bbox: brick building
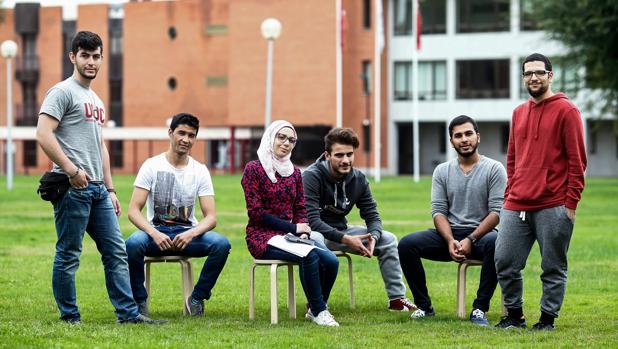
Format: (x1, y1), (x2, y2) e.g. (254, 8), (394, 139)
(0, 0), (387, 175)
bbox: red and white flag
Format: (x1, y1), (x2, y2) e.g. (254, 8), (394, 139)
(416, 0), (422, 50)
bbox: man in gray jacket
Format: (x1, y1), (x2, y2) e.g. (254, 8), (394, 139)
(303, 127), (415, 312)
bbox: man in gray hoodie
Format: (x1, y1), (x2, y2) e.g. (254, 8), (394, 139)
(303, 128), (415, 312)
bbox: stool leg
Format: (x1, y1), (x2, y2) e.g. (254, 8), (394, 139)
(287, 264), (296, 319)
(345, 254), (355, 309)
(501, 293), (507, 316)
(270, 264), (279, 325)
(145, 261), (151, 310)
(456, 263), (468, 318)
(249, 263), (257, 320)
(180, 260), (193, 315)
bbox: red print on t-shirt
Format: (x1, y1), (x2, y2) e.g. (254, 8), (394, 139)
(84, 103), (105, 125)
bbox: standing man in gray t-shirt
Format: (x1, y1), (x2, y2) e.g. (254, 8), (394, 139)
(398, 115), (507, 326)
(36, 31), (164, 325)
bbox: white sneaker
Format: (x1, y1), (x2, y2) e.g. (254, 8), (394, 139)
(312, 310), (339, 327)
(411, 308), (435, 319)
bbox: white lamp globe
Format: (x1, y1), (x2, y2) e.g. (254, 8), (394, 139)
(1, 40), (18, 59)
(260, 18), (282, 40)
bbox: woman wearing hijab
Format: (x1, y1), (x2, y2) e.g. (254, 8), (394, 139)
(241, 120), (340, 327)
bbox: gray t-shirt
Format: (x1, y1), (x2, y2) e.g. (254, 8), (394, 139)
(431, 156), (507, 229)
(39, 78), (105, 181)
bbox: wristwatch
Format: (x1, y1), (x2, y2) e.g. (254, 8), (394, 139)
(466, 235), (478, 245)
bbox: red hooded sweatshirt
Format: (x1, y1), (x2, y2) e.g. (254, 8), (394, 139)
(504, 93), (587, 211)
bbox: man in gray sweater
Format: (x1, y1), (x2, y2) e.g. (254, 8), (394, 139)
(397, 115), (507, 325)
(304, 128), (415, 312)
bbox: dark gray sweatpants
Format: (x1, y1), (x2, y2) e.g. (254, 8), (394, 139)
(495, 206), (574, 317)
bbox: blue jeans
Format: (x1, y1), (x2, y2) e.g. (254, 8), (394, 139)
(125, 226), (231, 303)
(261, 239), (339, 316)
(52, 182), (139, 322)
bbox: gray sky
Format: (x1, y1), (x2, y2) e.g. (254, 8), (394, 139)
(2, 0), (128, 20)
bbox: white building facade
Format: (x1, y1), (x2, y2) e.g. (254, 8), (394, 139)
(386, 0), (618, 176)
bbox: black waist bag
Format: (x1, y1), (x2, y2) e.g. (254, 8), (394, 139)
(37, 172), (71, 202)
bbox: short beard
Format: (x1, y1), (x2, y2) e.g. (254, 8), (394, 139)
(78, 68), (96, 80)
(527, 84), (547, 98)
(455, 143), (478, 158)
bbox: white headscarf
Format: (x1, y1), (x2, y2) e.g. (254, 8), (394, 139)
(257, 120), (297, 183)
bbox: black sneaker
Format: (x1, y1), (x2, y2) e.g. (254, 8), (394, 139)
(532, 322), (555, 331)
(62, 318), (81, 325)
(137, 301), (149, 317)
(185, 297), (204, 316)
(495, 316), (526, 329)
(117, 314), (167, 325)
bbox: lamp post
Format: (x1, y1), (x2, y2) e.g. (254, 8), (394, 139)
(260, 18), (282, 130)
(1, 40), (18, 191)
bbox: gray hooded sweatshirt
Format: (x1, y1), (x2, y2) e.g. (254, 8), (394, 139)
(302, 154), (382, 243)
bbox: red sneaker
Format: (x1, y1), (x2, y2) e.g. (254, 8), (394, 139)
(388, 298), (417, 312)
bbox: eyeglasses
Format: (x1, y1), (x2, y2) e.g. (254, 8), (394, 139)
(275, 133), (297, 145)
(523, 70), (550, 79)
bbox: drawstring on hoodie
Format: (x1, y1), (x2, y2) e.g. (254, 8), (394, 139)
(519, 211), (526, 221)
(333, 182), (349, 209)
(524, 97), (549, 140)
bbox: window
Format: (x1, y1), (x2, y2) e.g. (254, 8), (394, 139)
(552, 58), (581, 96)
(393, 0), (412, 36)
(457, 0), (510, 33)
(168, 77), (177, 90)
(589, 129), (597, 155)
(23, 140), (37, 167)
(420, 0), (446, 34)
(363, 0), (371, 29)
(419, 61), (447, 100)
(110, 141), (123, 168)
(457, 59), (510, 99)
(168, 26), (177, 40)
(439, 123), (446, 154)
(394, 61), (447, 100)
(110, 81), (122, 102)
(394, 62), (410, 100)
(520, 0), (539, 31)
(362, 60), (372, 95)
(501, 123), (510, 153)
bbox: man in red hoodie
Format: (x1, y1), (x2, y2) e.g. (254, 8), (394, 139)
(494, 53), (587, 331)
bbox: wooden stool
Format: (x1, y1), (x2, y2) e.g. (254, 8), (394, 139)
(333, 251), (355, 308)
(249, 259), (297, 324)
(248, 250), (356, 324)
(144, 256), (195, 315)
(456, 259), (506, 318)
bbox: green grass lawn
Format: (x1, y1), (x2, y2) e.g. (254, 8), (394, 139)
(0, 175), (617, 348)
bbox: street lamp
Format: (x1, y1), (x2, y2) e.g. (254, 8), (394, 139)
(260, 18), (282, 130)
(1, 40), (18, 191)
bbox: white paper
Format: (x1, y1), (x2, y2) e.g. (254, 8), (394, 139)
(267, 235), (316, 257)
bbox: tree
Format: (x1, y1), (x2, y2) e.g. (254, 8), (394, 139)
(533, 0), (618, 119)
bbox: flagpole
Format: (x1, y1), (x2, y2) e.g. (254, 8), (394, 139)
(412, 0), (420, 183)
(336, 0), (343, 128)
(373, 0), (383, 183)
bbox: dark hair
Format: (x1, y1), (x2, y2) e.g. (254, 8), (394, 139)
(448, 115), (479, 138)
(522, 53), (552, 72)
(170, 113), (200, 134)
(71, 31), (103, 55)
(324, 127), (360, 153)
